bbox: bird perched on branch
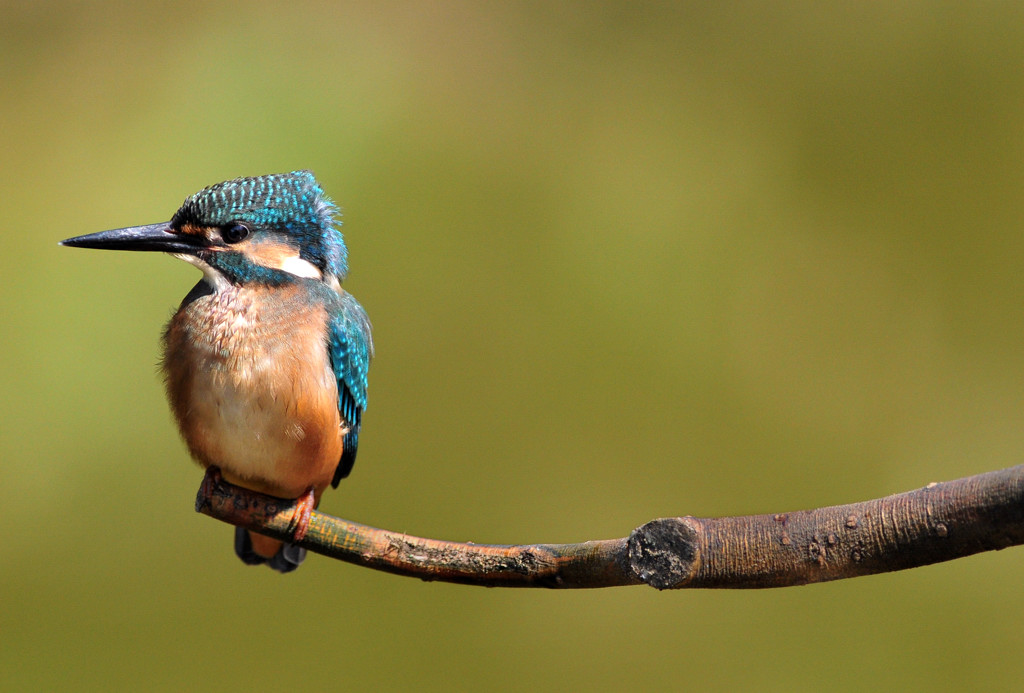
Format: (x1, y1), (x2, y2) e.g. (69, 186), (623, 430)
(62, 171), (373, 573)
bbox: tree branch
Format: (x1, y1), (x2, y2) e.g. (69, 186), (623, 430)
(195, 465), (1024, 588)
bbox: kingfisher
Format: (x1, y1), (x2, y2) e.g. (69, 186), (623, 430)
(61, 171), (373, 573)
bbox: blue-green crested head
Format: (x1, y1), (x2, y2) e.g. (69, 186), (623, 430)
(170, 170), (349, 279)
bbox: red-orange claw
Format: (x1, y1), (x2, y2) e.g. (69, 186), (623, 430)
(291, 487), (316, 543)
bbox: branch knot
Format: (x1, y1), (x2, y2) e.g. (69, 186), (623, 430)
(628, 517), (700, 589)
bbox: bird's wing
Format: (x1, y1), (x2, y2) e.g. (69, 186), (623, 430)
(327, 292), (373, 487)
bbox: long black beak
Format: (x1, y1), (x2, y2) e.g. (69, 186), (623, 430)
(60, 223), (207, 254)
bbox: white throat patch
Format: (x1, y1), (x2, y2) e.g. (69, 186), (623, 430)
(174, 253), (230, 291)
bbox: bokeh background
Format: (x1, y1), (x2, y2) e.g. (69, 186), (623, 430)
(3, 2), (1024, 690)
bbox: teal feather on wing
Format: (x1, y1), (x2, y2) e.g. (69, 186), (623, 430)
(328, 291), (373, 486)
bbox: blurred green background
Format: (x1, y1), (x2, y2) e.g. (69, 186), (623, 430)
(3, 2), (1024, 690)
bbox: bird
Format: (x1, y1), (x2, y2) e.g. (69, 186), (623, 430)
(61, 171), (373, 573)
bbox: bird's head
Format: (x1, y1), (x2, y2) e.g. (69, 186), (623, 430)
(61, 171), (348, 290)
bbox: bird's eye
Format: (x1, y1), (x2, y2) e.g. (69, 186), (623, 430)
(223, 223), (250, 244)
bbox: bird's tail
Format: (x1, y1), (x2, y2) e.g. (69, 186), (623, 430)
(234, 527), (306, 573)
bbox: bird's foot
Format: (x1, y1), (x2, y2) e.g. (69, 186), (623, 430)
(291, 486), (316, 543)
